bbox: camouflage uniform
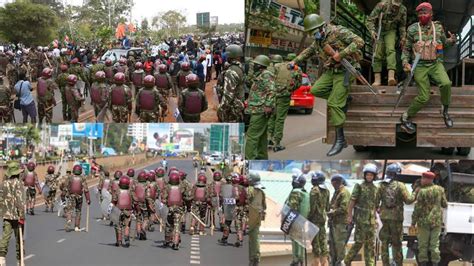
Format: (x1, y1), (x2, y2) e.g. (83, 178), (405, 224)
(69, 65), (88, 85)
(401, 21), (456, 119)
(111, 186), (132, 246)
(22, 170), (41, 214)
(286, 188), (310, 264)
(180, 178), (193, 232)
(344, 181), (379, 266)
(412, 183), (447, 263)
(28, 51), (39, 81)
(44, 172), (60, 212)
(90, 63), (106, 83)
(207, 180), (223, 229)
(233, 184), (247, 245)
(55, 71), (70, 120)
(189, 184), (210, 235)
(328, 185), (351, 264)
(61, 174), (90, 231)
(90, 80), (110, 118)
(367, 0), (407, 74)
(377, 180), (416, 266)
(109, 84), (132, 123)
(176, 69), (192, 95)
(178, 87), (208, 122)
(162, 184), (186, 246)
(248, 185), (266, 265)
(309, 184), (330, 258)
(294, 23), (364, 127)
(64, 84), (84, 122)
(131, 180), (153, 239)
(267, 62), (302, 147)
(244, 69), (275, 160)
(37, 77), (58, 124)
(217, 61), (245, 122)
(0, 163), (26, 262)
(6, 62), (17, 91)
(136, 87), (166, 122)
(0, 83), (12, 122)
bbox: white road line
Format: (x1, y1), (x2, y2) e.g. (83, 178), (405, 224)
(315, 109), (326, 117)
(297, 137), (323, 147)
(190, 235), (200, 265)
(24, 254), (35, 260)
(190, 255), (200, 260)
(56, 238), (66, 243)
(191, 251), (200, 255)
(190, 260), (200, 264)
(191, 247), (200, 251)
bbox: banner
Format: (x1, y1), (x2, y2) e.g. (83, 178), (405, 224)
(249, 29), (272, 46)
(72, 123), (103, 139)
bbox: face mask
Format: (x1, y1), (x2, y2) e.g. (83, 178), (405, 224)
(418, 14), (432, 25)
(313, 29), (325, 41)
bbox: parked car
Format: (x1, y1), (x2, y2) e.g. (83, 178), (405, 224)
(290, 73), (314, 114)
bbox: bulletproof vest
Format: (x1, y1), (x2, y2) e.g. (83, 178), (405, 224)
(102, 179), (110, 191)
(90, 83), (102, 104)
(149, 183), (157, 199)
(138, 89), (156, 111)
(117, 189), (132, 210)
(414, 22), (438, 61)
(110, 180), (119, 193)
(135, 182), (146, 203)
(178, 74), (187, 88)
(214, 181), (222, 196)
(65, 86), (75, 103)
(194, 186), (206, 202)
(274, 63), (293, 88)
(236, 186), (247, 206)
(156, 178), (165, 191)
(167, 186), (183, 207)
(111, 86), (127, 106)
(383, 181), (398, 208)
(37, 78), (48, 98)
(104, 67), (114, 80)
(24, 172), (35, 187)
(155, 74), (168, 89)
(132, 71), (144, 87)
(184, 90), (202, 114)
(69, 176), (83, 195)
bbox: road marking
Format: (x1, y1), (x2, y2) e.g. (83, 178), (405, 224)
(191, 251), (200, 255)
(189, 235), (200, 264)
(315, 109), (326, 117)
(24, 254), (35, 260)
(297, 137), (323, 147)
(191, 246), (200, 251)
(190, 260), (200, 264)
(57, 238), (66, 243)
(190, 255), (200, 260)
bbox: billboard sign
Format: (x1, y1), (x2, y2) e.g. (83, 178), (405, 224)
(72, 123), (103, 139)
(197, 12), (210, 27)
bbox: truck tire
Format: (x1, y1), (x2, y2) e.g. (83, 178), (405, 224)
(456, 147), (471, 156)
(304, 108), (313, 115)
(353, 145), (368, 152)
(441, 147), (455, 155)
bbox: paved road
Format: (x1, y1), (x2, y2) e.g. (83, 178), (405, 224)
(268, 98), (473, 159)
(13, 77), (220, 123)
(1, 160), (247, 266)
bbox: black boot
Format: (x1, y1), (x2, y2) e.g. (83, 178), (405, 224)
(272, 144), (286, 152)
(327, 127), (347, 157)
(400, 113), (416, 134)
(141, 231), (147, 240)
(218, 237), (228, 246)
(267, 140), (274, 149)
(123, 236), (130, 248)
(443, 105), (453, 128)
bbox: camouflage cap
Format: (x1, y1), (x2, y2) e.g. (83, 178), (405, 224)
(6, 161), (23, 177)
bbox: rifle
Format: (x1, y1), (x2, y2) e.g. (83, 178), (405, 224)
(391, 53), (421, 116)
(323, 44), (377, 95)
(372, 12), (384, 66)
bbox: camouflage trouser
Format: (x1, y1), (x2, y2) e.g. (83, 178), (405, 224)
(249, 225), (261, 264)
(217, 103), (244, 123)
(37, 101), (53, 123)
(139, 110), (160, 122)
(330, 223), (348, 263)
(59, 90), (70, 121)
(165, 207), (184, 244)
(45, 189), (57, 209)
(292, 239), (305, 263)
(344, 223), (376, 266)
(65, 194), (83, 228)
(0, 220), (24, 261)
(115, 210), (131, 243)
(135, 202), (148, 225)
(190, 202), (207, 233)
(312, 222), (329, 257)
(380, 220), (403, 266)
(233, 206), (245, 233)
(417, 225), (441, 263)
(111, 105), (130, 123)
(0, 106), (13, 122)
(26, 187), (36, 206)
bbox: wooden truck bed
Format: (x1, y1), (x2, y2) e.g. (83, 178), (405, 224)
(324, 85), (474, 148)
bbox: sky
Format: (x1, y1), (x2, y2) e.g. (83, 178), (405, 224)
(67, 0), (245, 26)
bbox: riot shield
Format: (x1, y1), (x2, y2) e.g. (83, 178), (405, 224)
(221, 184), (235, 221)
(55, 198), (67, 217)
(109, 206), (120, 225)
(100, 190), (112, 216)
(76, 80), (86, 96)
(280, 204), (319, 248)
(155, 199), (168, 220)
(41, 184), (50, 198)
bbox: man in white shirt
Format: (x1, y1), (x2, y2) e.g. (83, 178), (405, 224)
(205, 50), (212, 82)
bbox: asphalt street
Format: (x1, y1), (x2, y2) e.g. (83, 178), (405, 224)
(268, 98), (474, 159)
(1, 160), (248, 266)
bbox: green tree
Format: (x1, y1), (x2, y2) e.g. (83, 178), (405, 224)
(152, 10), (187, 38)
(0, 2), (58, 46)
